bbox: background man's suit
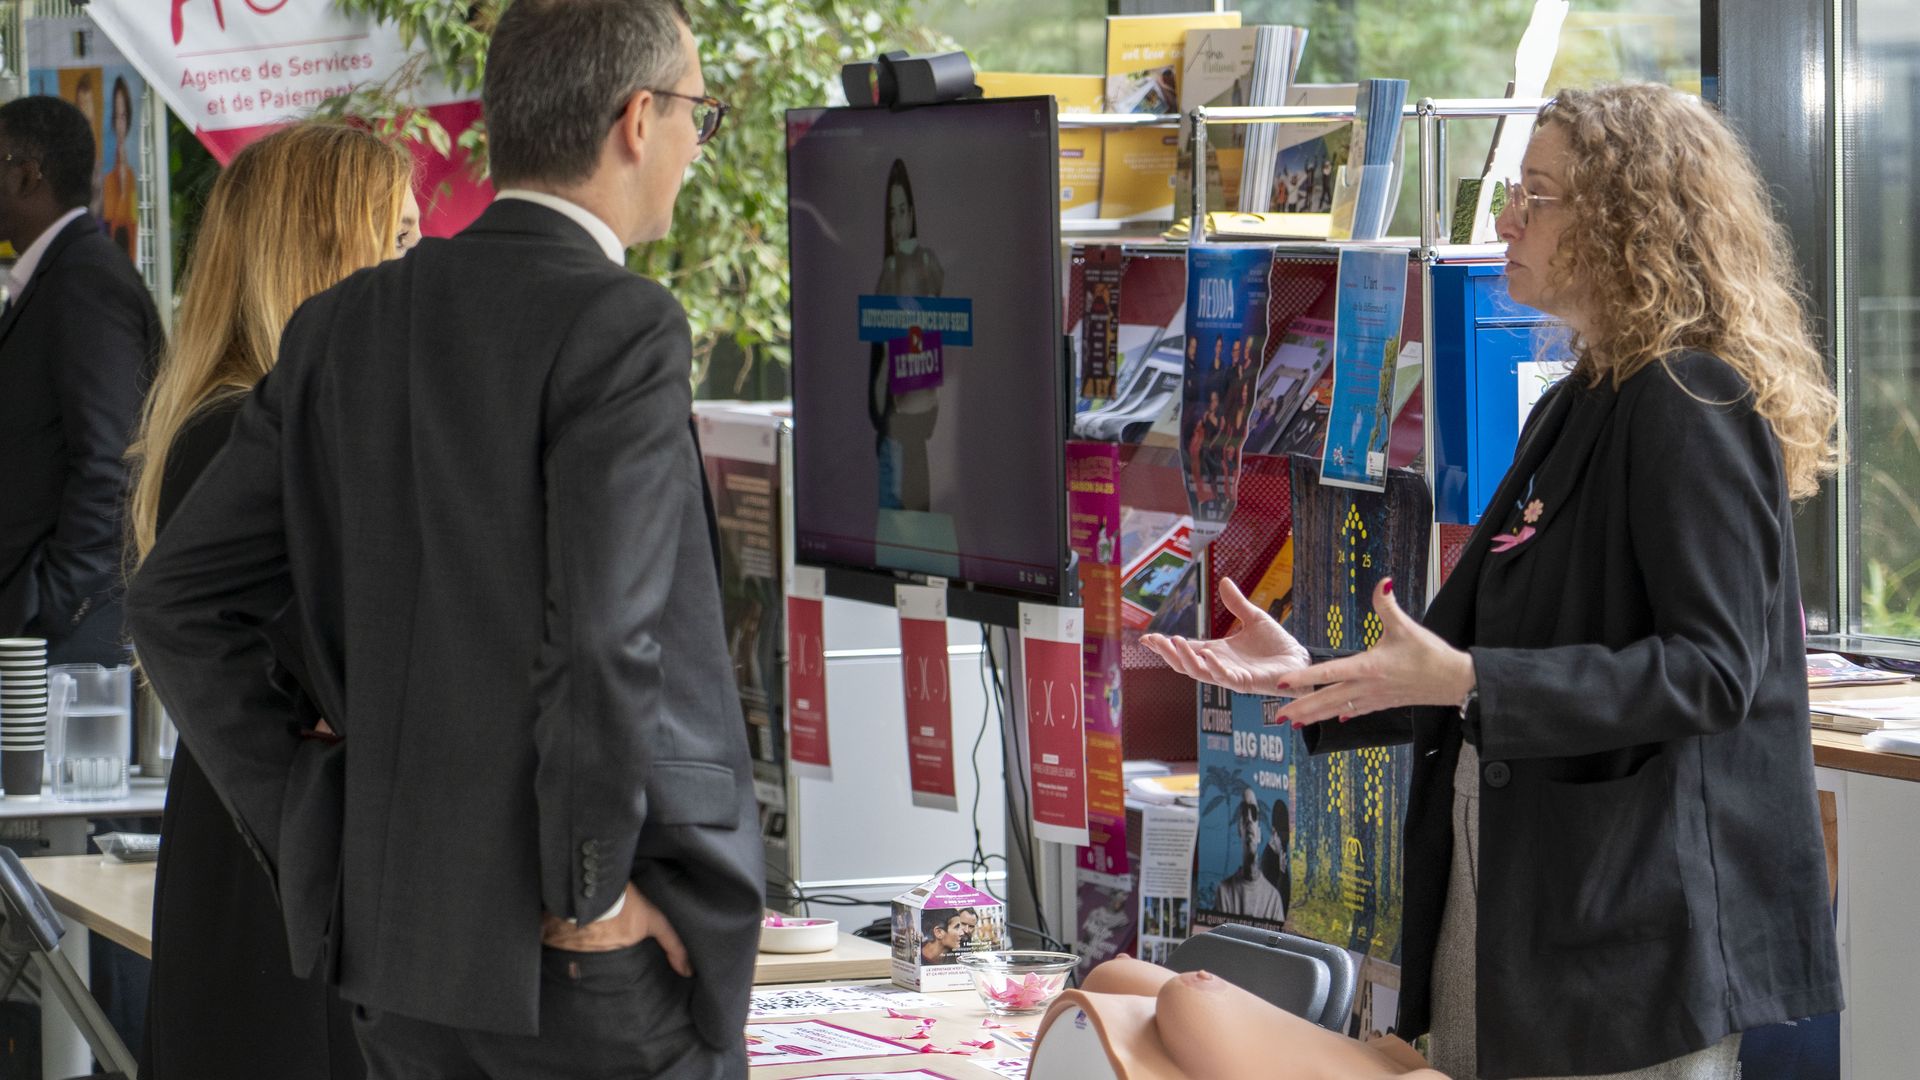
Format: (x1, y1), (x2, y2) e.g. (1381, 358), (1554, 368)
(128, 201), (763, 1065)
(0, 210), (162, 663)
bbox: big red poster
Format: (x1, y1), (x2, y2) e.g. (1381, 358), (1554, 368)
(786, 565), (830, 774)
(1020, 602), (1088, 846)
(896, 585), (956, 811)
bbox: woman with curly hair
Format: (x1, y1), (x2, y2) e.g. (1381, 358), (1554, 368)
(1146, 83), (1842, 1078)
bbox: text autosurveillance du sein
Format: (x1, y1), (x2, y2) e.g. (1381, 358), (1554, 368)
(180, 50), (375, 117)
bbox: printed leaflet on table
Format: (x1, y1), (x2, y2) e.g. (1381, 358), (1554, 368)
(742, 1021), (920, 1067)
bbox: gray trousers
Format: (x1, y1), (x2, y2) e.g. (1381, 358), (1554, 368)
(1427, 743), (1741, 1080)
(352, 941), (741, 1080)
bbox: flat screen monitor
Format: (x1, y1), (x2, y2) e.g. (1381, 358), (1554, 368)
(787, 97), (1071, 621)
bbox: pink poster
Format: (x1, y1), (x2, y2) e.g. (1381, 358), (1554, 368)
(786, 566), (830, 774)
(1020, 602), (1088, 846)
(896, 584), (956, 811)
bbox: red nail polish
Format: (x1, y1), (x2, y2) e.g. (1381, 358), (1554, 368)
(1339, 714), (1351, 723)
(1383, 578), (1394, 596)
(1277, 714), (1290, 725)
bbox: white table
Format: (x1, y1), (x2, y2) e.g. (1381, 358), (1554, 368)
(8, 781), (167, 1078)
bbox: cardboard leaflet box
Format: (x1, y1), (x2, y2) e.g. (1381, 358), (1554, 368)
(890, 873), (1009, 991)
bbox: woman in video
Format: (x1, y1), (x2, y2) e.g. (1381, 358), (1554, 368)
(868, 157), (944, 513)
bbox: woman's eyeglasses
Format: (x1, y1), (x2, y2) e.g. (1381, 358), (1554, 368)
(616, 89), (728, 146)
(1498, 179), (1563, 229)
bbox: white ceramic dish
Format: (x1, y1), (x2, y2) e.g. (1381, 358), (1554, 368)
(757, 915), (839, 954)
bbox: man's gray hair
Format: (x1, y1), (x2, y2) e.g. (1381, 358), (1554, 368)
(484, 0), (691, 188)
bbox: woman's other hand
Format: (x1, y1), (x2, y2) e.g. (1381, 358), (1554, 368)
(1276, 578), (1475, 726)
(1141, 577), (1310, 694)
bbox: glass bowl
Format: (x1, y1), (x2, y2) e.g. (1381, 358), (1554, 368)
(958, 950), (1078, 1015)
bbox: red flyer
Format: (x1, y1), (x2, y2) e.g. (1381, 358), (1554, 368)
(896, 584), (957, 811)
(1020, 602), (1089, 846)
(786, 566), (830, 774)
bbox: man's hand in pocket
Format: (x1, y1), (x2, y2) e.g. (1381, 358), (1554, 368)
(541, 882), (692, 976)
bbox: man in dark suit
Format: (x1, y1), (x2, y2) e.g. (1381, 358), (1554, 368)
(128, 2), (759, 1076)
(0, 95), (162, 665)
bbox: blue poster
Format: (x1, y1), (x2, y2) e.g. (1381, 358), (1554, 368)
(1194, 683), (1293, 932)
(1320, 248), (1409, 491)
(1180, 245), (1272, 540)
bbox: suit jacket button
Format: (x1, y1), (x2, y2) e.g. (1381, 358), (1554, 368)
(581, 840), (598, 856)
(1483, 761), (1511, 789)
(584, 868), (599, 886)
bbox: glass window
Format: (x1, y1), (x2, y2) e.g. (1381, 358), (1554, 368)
(923, 0), (1109, 75)
(938, 1), (1699, 233)
(1845, 0), (1920, 636)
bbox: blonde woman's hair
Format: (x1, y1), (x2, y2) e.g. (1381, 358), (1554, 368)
(1539, 83), (1839, 499)
(128, 122), (412, 562)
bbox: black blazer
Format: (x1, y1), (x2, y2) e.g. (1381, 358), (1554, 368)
(0, 211), (162, 663)
(127, 201), (763, 1047)
(140, 400), (362, 1080)
(1311, 352), (1843, 1078)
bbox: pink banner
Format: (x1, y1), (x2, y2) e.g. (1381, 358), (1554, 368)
(786, 567), (830, 772)
(85, 0), (490, 236)
(897, 585), (956, 811)
(1021, 603), (1088, 846)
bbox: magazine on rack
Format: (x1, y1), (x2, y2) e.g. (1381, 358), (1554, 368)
(1075, 313), (1188, 443)
(1244, 316), (1335, 455)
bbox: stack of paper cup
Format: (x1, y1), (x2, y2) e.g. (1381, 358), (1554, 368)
(0, 638), (49, 796)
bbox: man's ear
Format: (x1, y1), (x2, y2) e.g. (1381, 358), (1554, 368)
(612, 88), (654, 160)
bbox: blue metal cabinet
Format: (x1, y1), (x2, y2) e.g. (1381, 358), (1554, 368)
(1429, 262), (1564, 525)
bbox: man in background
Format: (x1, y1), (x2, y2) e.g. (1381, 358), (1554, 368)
(129, 1), (759, 1076)
(0, 94), (161, 665)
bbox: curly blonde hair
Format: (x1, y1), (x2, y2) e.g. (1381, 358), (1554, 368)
(1539, 84), (1838, 499)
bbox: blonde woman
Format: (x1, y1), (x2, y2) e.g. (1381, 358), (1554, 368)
(1146, 83), (1842, 1078)
(129, 121), (416, 1080)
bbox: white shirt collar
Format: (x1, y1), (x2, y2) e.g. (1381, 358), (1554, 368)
(8, 207), (87, 298)
(493, 190), (625, 265)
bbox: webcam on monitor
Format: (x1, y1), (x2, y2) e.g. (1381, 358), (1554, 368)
(841, 50), (979, 108)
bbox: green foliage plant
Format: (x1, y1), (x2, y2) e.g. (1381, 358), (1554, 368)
(325, 0), (950, 391)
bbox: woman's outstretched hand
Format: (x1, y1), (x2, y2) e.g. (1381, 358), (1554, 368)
(1141, 577), (1311, 694)
(1275, 578), (1475, 726)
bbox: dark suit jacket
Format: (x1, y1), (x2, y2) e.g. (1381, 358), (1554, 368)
(1309, 352), (1843, 1078)
(0, 211), (162, 663)
(127, 201), (763, 1046)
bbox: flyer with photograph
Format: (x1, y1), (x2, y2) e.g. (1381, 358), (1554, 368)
(1181, 246), (1274, 540)
(1193, 686), (1292, 934)
(1137, 803), (1200, 965)
(1321, 248), (1410, 491)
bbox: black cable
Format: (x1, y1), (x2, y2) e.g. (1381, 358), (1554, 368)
(985, 628), (1051, 941)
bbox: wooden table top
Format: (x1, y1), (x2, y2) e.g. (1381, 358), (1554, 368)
(25, 854), (155, 958)
(21, 853), (896, 986)
(1810, 683), (1920, 783)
